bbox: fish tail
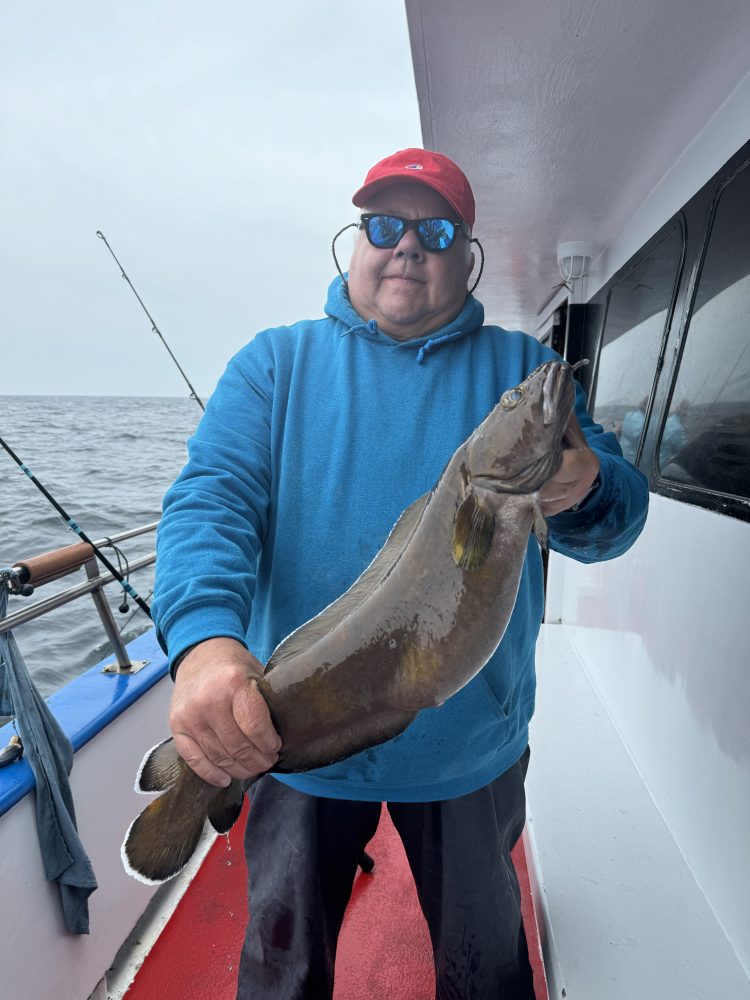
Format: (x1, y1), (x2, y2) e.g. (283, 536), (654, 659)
(207, 778), (247, 834)
(135, 736), (183, 793)
(122, 767), (215, 884)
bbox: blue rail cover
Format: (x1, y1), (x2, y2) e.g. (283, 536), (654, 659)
(0, 628), (168, 817)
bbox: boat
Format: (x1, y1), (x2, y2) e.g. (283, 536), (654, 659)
(2, 2), (749, 997)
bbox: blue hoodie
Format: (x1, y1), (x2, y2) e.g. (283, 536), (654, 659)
(152, 277), (648, 801)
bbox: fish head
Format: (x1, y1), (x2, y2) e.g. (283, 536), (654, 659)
(464, 361), (576, 493)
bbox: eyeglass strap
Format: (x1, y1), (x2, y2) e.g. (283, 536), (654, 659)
(468, 238), (485, 294)
(331, 222), (358, 287)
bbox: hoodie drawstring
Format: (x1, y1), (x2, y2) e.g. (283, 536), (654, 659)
(416, 331), (458, 364)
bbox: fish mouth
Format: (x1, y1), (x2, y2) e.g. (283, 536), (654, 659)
(469, 472), (543, 494)
(542, 362), (573, 425)
(469, 475), (517, 492)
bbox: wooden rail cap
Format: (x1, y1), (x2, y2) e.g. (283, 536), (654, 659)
(14, 542), (96, 588)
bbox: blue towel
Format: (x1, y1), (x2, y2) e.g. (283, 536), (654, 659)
(0, 588), (97, 934)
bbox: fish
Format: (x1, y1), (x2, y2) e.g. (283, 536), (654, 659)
(0, 735), (23, 767)
(122, 359), (577, 883)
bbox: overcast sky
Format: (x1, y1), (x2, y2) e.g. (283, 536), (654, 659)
(0, 2), (422, 397)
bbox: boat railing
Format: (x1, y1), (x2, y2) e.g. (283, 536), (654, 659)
(0, 521), (158, 673)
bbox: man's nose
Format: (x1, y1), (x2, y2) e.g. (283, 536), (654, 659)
(394, 228), (424, 260)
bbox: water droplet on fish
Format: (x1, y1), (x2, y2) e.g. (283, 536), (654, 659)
(226, 860), (232, 866)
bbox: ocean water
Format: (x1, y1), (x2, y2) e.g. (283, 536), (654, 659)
(0, 396), (202, 698)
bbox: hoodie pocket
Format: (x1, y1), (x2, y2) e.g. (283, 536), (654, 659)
(478, 670), (512, 721)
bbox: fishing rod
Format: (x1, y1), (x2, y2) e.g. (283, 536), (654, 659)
(0, 435), (151, 617)
(96, 230), (205, 411)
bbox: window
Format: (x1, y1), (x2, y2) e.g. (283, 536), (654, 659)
(659, 161), (750, 498)
(592, 226), (683, 464)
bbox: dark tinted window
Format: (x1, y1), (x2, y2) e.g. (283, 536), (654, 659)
(660, 161), (750, 498)
(593, 227), (683, 463)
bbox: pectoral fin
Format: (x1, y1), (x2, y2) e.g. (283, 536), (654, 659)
(452, 490), (495, 569)
(532, 499), (548, 550)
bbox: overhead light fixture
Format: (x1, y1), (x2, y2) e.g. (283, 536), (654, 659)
(557, 241), (596, 283)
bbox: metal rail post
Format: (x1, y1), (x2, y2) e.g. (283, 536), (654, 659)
(82, 558), (148, 674)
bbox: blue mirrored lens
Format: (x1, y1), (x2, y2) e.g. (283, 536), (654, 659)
(417, 218), (457, 250)
(368, 215), (406, 248)
(363, 215), (459, 251)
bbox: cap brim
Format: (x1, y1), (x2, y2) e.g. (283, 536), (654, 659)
(352, 175), (465, 223)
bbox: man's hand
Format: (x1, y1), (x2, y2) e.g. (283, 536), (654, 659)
(168, 637), (281, 788)
(539, 414), (600, 516)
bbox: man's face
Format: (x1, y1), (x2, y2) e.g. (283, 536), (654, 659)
(347, 183), (475, 342)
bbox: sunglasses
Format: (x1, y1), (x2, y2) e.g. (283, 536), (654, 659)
(359, 214), (467, 252)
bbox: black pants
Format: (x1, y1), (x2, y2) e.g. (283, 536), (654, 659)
(237, 748), (535, 1000)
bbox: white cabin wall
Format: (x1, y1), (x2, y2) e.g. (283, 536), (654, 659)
(0, 677), (173, 1000)
(543, 73), (750, 973)
(546, 497), (750, 972)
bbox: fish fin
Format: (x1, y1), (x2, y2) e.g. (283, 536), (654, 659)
(452, 490), (496, 569)
(122, 768), (215, 884)
(266, 492), (430, 671)
(207, 779), (245, 834)
(136, 736), (184, 793)
(532, 499), (548, 550)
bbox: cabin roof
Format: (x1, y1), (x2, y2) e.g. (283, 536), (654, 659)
(405, 0), (750, 335)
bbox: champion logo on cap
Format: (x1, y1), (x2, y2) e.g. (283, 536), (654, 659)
(404, 163), (424, 170)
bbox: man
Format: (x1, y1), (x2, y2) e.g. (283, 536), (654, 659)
(152, 149), (648, 999)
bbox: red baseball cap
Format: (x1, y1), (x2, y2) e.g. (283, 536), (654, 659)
(352, 148), (476, 229)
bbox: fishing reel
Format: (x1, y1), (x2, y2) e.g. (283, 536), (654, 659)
(0, 567), (34, 597)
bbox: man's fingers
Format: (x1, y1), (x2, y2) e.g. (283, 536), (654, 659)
(207, 681), (281, 776)
(209, 715), (280, 777)
(167, 642), (281, 784)
(540, 500), (569, 516)
(540, 472), (578, 497)
(175, 720), (279, 785)
(232, 680), (283, 754)
(540, 481), (575, 508)
(173, 731), (233, 788)
(540, 443), (600, 514)
(226, 742), (280, 776)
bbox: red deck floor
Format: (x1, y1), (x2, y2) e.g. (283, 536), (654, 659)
(125, 800), (547, 1000)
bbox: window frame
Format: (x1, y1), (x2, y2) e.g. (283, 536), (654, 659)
(651, 150), (750, 519)
(582, 137), (750, 522)
(589, 217), (686, 467)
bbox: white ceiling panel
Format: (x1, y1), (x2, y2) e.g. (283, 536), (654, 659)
(406, 0), (750, 334)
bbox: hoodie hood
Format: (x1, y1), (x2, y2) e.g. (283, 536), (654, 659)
(323, 275), (485, 363)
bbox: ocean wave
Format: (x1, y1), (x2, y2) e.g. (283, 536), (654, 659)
(0, 395), (200, 697)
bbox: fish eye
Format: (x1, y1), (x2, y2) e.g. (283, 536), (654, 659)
(500, 387), (525, 408)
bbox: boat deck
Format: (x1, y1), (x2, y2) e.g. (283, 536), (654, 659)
(123, 800), (548, 1000)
